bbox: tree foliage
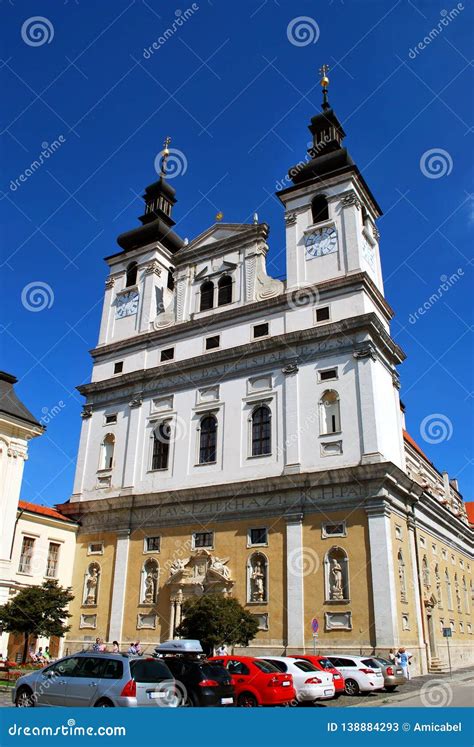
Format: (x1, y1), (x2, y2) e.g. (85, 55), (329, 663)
(176, 594), (259, 654)
(0, 580), (74, 662)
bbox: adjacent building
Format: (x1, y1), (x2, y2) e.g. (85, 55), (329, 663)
(59, 77), (473, 673)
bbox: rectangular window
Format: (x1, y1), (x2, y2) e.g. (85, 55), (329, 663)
(160, 348), (174, 362)
(18, 537), (35, 574)
(88, 542), (104, 555)
(113, 361), (123, 374)
(315, 306), (330, 323)
(205, 335), (220, 351)
(319, 368), (338, 382)
(322, 522), (346, 538)
(151, 422), (170, 470)
(249, 528), (267, 546)
(145, 536), (161, 553)
(193, 531), (213, 549)
(46, 542), (60, 578)
(105, 414), (117, 425)
(253, 323), (269, 339)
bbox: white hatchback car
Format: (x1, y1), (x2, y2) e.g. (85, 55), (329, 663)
(325, 655), (384, 695)
(260, 657), (335, 703)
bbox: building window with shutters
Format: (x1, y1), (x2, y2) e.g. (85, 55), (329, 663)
(46, 542), (60, 578)
(18, 536), (35, 574)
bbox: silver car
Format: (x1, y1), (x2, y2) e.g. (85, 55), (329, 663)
(13, 651), (178, 707)
(368, 657), (407, 692)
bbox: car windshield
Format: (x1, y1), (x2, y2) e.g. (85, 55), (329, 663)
(200, 663), (228, 679)
(293, 660), (318, 672)
(253, 660), (279, 674)
(361, 658), (380, 669)
(263, 660), (286, 673)
(130, 659), (172, 683)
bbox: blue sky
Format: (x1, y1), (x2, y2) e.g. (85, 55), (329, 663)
(1, 0), (473, 506)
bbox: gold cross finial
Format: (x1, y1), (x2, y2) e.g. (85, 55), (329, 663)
(319, 64), (330, 110)
(161, 136), (171, 176)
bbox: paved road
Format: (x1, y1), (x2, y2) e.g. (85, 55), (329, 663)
(1, 668), (472, 708)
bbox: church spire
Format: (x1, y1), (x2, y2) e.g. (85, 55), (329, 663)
(319, 64), (330, 111)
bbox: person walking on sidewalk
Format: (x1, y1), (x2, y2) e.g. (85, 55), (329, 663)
(396, 647), (413, 679)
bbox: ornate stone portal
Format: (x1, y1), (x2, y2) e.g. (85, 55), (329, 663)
(166, 550), (234, 636)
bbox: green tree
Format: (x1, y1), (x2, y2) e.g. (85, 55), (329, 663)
(176, 594), (259, 655)
(0, 580), (74, 663)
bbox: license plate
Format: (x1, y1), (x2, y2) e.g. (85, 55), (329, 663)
(282, 681), (290, 687)
(221, 697), (233, 704)
(396, 669), (403, 675)
(324, 689), (333, 696)
(148, 691), (166, 699)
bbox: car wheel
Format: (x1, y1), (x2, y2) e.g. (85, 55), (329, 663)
(237, 692), (258, 707)
(94, 699), (114, 707)
(15, 687), (35, 707)
(344, 678), (360, 696)
(385, 686), (397, 693)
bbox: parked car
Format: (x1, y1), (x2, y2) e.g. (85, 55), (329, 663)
(325, 655), (384, 695)
(154, 640), (234, 707)
(367, 657), (407, 692)
(260, 657), (335, 703)
(13, 652), (177, 707)
(289, 654), (345, 696)
(210, 655), (296, 707)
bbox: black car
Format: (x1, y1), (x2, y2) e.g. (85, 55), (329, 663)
(164, 658), (234, 707)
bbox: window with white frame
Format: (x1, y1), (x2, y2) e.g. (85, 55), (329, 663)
(18, 536), (35, 574)
(198, 414), (217, 464)
(100, 433), (115, 470)
(144, 536), (161, 553)
(322, 521), (346, 539)
(151, 421), (171, 471)
(88, 542), (104, 555)
(318, 368), (338, 382)
(319, 390), (341, 434)
(251, 404), (272, 457)
(193, 531), (213, 549)
(46, 542), (60, 578)
(248, 527), (268, 547)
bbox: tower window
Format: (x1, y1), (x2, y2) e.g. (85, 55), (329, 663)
(205, 335), (220, 351)
(319, 390), (341, 435)
(167, 268), (175, 291)
(315, 307), (330, 323)
(311, 195), (329, 224)
(199, 415), (217, 464)
(113, 361), (123, 374)
(126, 262), (138, 287)
(319, 368), (338, 382)
(217, 275), (232, 306)
(253, 323), (269, 339)
(200, 280), (214, 311)
(152, 422), (171, 471)
(251, 404), (272, 457)
(160, 348), (174, 362)
(101, 434), (115, 470)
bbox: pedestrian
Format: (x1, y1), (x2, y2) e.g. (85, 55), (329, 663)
(396, 647), (413, 679)
(43, 646), (51, 661)
(216, 644), (228, 656)
(92, 637), (101, 653)
(388, 648), (396, 664)
(135, 641), (142, 656)
(98, 639), (107, 652)
(128, 642), (137, 655)
(112, 640), (120, 653)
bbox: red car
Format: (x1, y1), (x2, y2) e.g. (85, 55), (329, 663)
(289, 655), (345, 696)
(210, 656), (296, 707)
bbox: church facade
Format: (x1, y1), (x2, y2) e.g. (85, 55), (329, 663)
(60, 78), (473, 674)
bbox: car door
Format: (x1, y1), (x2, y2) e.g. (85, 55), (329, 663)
(65, 656), (104, 706)
(37, 657), (80, 706)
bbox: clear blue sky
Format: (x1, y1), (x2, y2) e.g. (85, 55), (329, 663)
(1, 0), (473, 506)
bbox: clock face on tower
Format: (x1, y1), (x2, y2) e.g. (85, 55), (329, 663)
(115, 290), (139, 319)
(305, 226), (338, 259)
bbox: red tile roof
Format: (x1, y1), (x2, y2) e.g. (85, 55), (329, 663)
(403, 430), (431, 463)
(18, 500), (77, 524)
(465, 502), (474, 527)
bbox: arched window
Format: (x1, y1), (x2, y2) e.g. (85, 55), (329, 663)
(247, 552), (268, 603)
(152, 422), (171, 470)
(311, 195), (329, 224)
(200, 280), (214, 311)
(83, 562), (100, 605)
(422, 555), (430, 588)
(325, 546), (349, 602)
(319, 390), (341, 435)
(398, 550), (407, 601)
(217, 275), (232, 306)
(101, 434), (115, 470)
(126, 262), (138, 287)
(141, 558), (159, 604)
(462, 576), (469, 613)
(445, 569), (453, 610)
(199, 414), (217, 464)
(251, 405), (271, 457)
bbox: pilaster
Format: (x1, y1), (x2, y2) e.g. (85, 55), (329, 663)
(365, 499), (399, 647)
(285, 513), (305, 649)
(108, 530), (131, 643)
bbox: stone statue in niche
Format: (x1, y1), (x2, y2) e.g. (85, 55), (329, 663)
(85, 566), (99, 605)
(144, 572), (155, 604)
(330, 558), (344, 600)
(250, 558), (266, 602)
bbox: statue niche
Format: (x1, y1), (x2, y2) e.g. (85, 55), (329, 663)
(325, 547), (349, 602)
(141, 558), (159, 605)
(83, 562), (100, 606)
(248, 553), (268, 603)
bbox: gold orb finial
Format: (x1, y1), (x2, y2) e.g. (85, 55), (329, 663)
(216, 211), (224, 222)
(319, 64), (330, 88)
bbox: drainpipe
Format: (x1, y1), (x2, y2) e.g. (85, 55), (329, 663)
(9, 507), (25, 560)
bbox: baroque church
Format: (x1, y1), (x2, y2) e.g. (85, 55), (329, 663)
(60, 71), (473, 674)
